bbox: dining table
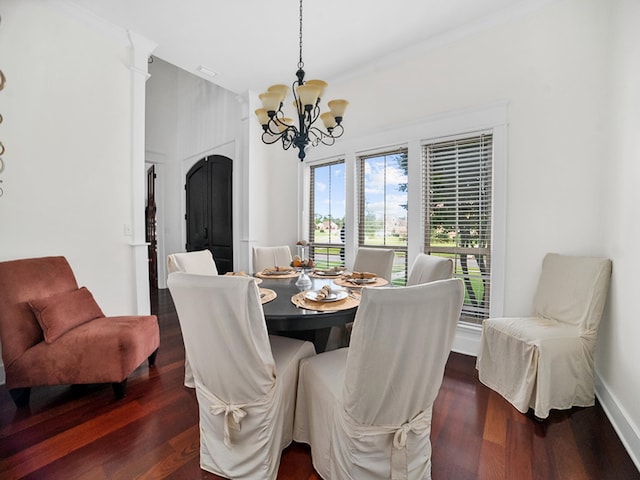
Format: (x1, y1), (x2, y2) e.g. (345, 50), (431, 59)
(257, 273), (361, 353)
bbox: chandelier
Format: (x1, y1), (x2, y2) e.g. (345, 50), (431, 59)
(255, 0), (348, 162)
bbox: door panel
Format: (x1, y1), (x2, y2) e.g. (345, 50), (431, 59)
(146, 165), (158, 289)
(186, 161), (209, 251)
(186, 156), (233, 273)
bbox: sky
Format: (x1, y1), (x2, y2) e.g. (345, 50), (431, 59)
(313, 154), (408, 221)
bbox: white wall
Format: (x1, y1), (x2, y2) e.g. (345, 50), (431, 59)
(327, 0), (609, 313)
(598, 0), (640, 465)
(0, 0), (144, 315)
(302, 0), (638, 465)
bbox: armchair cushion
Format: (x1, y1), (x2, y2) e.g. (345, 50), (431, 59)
(29, 287), (105, 343)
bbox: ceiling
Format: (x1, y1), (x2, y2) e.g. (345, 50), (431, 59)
(62, 0), (553, 95)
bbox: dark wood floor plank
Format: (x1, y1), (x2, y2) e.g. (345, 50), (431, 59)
(505, 418), (534, 480)
(0, 288), (637, 480)
(477, 439), (505, 480)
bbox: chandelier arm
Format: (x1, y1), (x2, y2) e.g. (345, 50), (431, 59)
(265, 108), (300, 137)
(261, 131), (285, 146)
(307, 125), (335, 147)
(264, 120), (281, 136)
(306, 103), (321, 126)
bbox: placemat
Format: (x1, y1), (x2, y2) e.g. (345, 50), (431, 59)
(259, 288), (277, 304)
(225, 272), (262, 284)
(255, 270), (299, 279)
(333, 276), (389, 288)
(291, 290), (360, 312)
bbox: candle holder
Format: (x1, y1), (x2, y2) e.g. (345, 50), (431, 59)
(294, 243), (313, 289)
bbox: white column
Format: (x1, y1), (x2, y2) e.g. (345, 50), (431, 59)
(128, 31), (157, 314)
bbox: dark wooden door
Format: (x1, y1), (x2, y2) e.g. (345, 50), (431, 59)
(185, 155), (233, 273)
(145, 165), (158, 289)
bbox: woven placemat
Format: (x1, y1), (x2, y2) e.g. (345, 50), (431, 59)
(259, 288), (277, 304)
(291, 290), (360, 312)
(333, 276), (389, 288)
(255, 270), (299, 279)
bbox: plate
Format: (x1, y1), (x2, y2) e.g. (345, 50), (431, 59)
(305, 290), (348, 302)
(263, 270), (294, 276)
(347, 277), (377, 285)
(314, 269), (344, 276)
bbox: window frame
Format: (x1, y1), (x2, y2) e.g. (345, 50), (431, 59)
(422, 131), (493, 324)
(357, 148), (409, 285)
(301, 102), (507, 330)
(307, 159), (346, 269)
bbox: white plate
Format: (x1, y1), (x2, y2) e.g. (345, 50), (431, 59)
(315, 269), (344, 276)
(347, 277), (377, 285)
(305, 290), (348, 302)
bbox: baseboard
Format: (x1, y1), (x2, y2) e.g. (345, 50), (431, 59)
(595, 372), (640, 472)
(452, 322), (482, 357)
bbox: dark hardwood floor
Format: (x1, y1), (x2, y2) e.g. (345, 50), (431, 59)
(0, 288), (638, 479)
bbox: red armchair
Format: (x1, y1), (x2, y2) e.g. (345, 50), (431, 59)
(0, 256), (160, 406)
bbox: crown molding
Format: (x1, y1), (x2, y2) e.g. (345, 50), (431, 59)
(48, 0), (142, 48)
(332, 0), (562, 87)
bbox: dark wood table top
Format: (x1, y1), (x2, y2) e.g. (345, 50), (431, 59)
(259, 275), (358, 352)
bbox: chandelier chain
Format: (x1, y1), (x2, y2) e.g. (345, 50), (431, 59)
(298, 0), (304, 70)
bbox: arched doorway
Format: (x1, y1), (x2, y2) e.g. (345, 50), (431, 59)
(185, 155), (233, 273)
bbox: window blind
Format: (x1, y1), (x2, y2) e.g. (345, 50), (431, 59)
(423, 133), (493, 323)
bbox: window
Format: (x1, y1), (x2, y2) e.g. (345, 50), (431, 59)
(423, 133), (492, 324)
(358, 149), (408, 285)
(308, 160), (345, 268)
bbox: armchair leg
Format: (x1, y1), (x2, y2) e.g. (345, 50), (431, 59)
(9, 387), (31, 407)
(112, 379), (128, 399)
(148, 348), (159, 367)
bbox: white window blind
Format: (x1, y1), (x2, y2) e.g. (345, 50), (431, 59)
(423, 133), (492, 323)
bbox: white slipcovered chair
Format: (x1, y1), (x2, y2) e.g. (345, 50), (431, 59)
(352, 247), (395, 281)
(325, 246), (397, 350)
(407, 253), (454, 286)
(167, 250), (218, 388)
(167, 273), (316, 479)
(167, 249), (218, 275)
(476, 253), (612, 419)
(252, 245), (293, 273)
(294, 278), (464, 480)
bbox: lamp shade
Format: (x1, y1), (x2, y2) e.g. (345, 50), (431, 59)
(320, 112), (337, 129)
(328, 99), (349, 119)
(297, 84), (320, 108)
(255, 108), (270, 126)
(259, 92), (282, 112)
(268, 84), (289, 103)
(305, 79), (328, 98)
